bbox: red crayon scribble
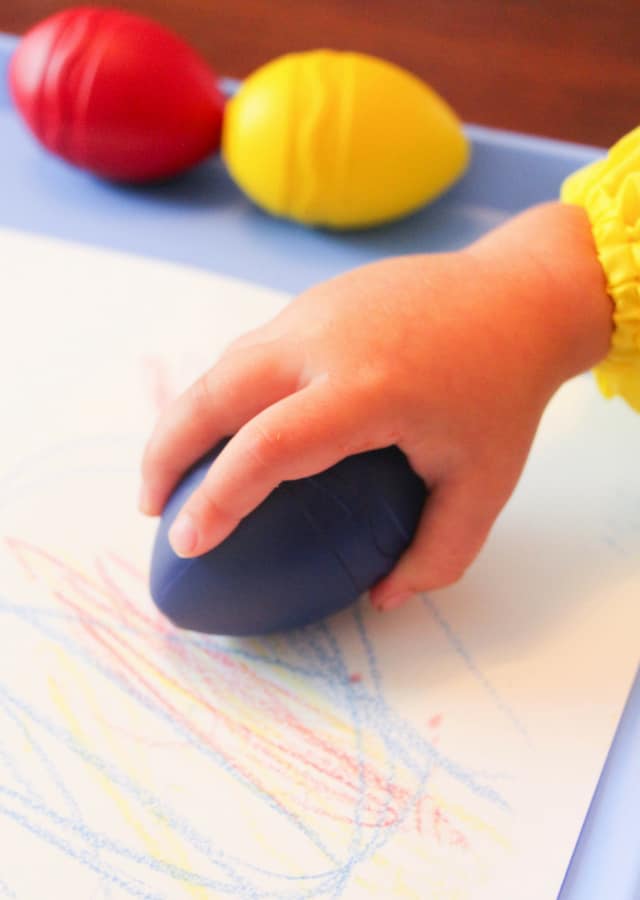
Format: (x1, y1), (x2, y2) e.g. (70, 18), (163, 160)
(414, 794), (469, 850)
(5, 536), (472, 848)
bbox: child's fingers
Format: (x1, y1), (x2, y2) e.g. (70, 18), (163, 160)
(167, 383), (371, 558)
(140, 341), (300, 516)
(369, 473), (509, 610)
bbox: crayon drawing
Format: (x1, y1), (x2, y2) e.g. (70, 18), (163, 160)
(0, 228), (638, 899)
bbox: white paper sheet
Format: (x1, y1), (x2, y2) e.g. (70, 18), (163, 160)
(0, 227), (638, 899)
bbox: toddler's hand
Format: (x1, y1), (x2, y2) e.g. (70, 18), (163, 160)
(140, 203), (610, 610)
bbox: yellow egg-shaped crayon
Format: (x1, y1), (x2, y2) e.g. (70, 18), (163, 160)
(222, 50), (469, 229)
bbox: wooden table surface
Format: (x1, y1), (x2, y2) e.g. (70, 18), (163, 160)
(3, 1), (639, 148)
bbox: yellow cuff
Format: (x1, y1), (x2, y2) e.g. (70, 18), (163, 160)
(561, 126), (640, 412)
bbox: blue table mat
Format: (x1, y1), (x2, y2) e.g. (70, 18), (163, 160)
(1, 31), (638, 899)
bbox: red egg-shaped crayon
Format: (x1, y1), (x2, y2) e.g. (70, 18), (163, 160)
(9, 7), (225, 181)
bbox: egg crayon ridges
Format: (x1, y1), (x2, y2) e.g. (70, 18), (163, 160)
(222, 50), (469, 228)
(9, 7), (225, 182)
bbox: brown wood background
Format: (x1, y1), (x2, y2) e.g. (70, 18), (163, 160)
(2, 0), (638, 148)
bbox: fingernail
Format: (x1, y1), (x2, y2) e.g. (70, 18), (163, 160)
(169, 514), (198, 557)
(374, 591), (413, 612)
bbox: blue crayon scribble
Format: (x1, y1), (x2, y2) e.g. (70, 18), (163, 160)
(0, 539), (514, 898)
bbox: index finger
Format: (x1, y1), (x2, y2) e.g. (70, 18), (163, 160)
(167, 382), (377, 557)
(139, 340), (300, 515)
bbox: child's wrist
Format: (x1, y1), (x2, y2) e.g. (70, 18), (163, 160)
(469, 202), (613, 390)
(526, 202), (613, 378)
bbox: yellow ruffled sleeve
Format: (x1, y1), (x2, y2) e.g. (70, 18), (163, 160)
(561, 126), (640, 412)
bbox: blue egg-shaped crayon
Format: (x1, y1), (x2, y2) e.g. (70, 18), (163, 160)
(149, 441), (427, 636)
